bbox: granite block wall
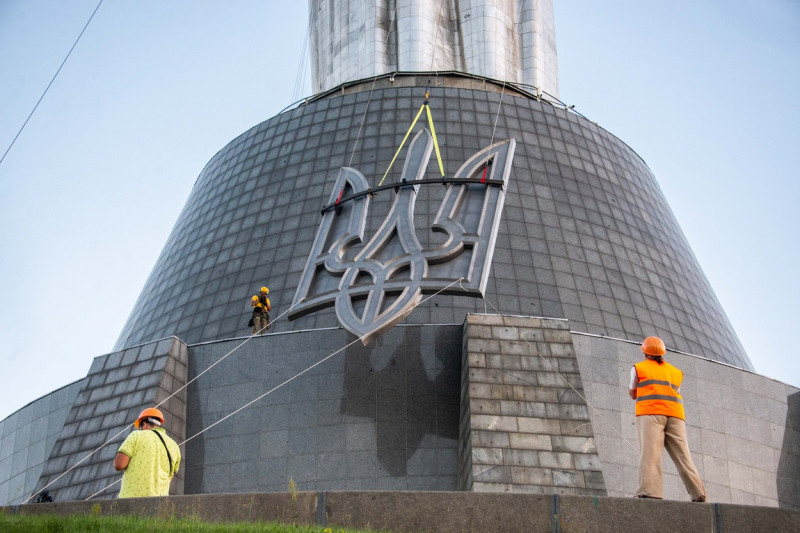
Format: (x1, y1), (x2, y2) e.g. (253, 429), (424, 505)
(34, 337), (188, 502)
(458, 313), (606, 494)
(3, 317), (796, 507)
(0, 380), (84, 505)
(184, 325), (462, 494)
(572, 333), (800, 507)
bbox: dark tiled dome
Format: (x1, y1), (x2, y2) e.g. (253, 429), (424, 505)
(115, 77), (752, 371)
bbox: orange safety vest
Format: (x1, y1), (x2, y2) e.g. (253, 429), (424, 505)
(634, 359), (685, 420)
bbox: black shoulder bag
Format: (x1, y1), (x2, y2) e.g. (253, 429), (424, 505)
(151, 430), (175, 477)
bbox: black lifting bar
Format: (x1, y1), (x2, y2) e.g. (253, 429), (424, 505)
(321, 177), (506, 215)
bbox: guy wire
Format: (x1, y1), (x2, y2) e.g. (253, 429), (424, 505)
(77, 281), (638, 502)
(291, 0), (316, 103)
(84, 278), (469, 500)
(346, 4), (399, 170)
(23, 300), (302, 504)
(0, 0), (104, 167)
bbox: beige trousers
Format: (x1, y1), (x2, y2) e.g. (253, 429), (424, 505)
(636, 415), (706, 500)
(252, 313), (270, 335)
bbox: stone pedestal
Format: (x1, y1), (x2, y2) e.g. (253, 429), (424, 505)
(35, 337), (188, 501)
(458, 314), (606, 495)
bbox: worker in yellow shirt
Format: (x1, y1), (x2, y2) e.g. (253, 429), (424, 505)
(114, 407), (181, 498)
(250, 286), (271, 335)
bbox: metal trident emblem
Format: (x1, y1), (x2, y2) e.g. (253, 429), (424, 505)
(290, 128), (516, 344)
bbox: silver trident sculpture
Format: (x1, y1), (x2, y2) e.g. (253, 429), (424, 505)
(290, 128), (516, 344)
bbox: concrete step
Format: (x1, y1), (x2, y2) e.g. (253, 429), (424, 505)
(5, 490), (800, 532)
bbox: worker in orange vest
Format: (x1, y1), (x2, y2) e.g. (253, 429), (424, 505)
(629, 336), (706, 502)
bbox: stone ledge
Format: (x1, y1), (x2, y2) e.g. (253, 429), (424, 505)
(5, 492), (800, 532)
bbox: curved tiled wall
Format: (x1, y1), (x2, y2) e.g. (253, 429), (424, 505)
(0, 380), (84, 505)
(114, 76), (751, 370)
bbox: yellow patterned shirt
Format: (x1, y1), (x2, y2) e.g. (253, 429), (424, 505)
(117, 428), (181, 498)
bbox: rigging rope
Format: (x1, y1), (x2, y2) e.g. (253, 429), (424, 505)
(22, 301), (301, 504)
(377, 90), (446, 186)
(83, 283), (639, 500)
(477, 81), (508, 184)
(0, 0), (104, 167)
(489, 81), (507, 149)
(334, 3), (399, 203)
(84, 278), (470, 500)
(292, 0), (316, 103)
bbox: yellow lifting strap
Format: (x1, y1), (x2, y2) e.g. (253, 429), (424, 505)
(378, 91), (446, 186)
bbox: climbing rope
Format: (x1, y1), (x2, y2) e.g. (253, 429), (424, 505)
(329, 3), (399, 205)
(0, 0), (104, 167)
(291, 0), (317, 103)
(21, 301), (302, 504)
(83, 278), (470, 500)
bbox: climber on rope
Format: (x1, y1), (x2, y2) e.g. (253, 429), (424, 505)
(249, 286), (272, 335)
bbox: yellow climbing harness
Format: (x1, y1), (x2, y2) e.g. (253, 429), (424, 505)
(378, 90), (446, 186)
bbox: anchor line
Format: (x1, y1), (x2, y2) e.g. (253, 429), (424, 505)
(21, 302), (302, 505)
(335, 3), (400, 204)
(84, 278), (470, 500)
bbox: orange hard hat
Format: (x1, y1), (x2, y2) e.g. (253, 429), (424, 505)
(641, 336), (666, 357)
(134, 407), (164, 429)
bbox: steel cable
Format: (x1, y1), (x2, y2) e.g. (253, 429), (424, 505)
(0, 0), (104, 167)
(84, 278), (469, 500)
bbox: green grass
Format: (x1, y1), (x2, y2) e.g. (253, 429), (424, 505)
(0, 512), (378, 533)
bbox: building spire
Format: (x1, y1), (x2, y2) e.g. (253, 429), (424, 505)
(309, 0), (559, 97)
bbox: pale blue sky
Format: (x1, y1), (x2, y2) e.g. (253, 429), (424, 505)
(0, 1), (798, 422)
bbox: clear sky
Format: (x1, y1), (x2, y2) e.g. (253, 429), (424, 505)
(0, 0), (798, 423)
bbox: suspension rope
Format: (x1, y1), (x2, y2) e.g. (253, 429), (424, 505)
(333, 4), (399, 203)
(426, 0), (447, 87)
(84, 282), (638, 500)
(377, 90), (446, 186)
(22, 300), (302, 504)
(0, 0), (104, 167)
(376, 0), (449, 189)
(489, 81), (507, 148)
(84, 278), (470, 500)
(291, 0), (316, 103)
